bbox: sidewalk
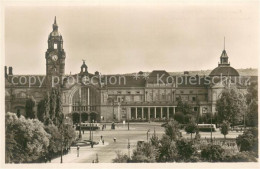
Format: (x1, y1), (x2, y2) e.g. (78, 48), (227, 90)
(51, 142), (109, 163)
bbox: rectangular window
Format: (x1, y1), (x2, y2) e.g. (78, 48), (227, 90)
(192, 97), (196, 102)
(127, 91), (131, 94)
(54, 43), (57, 49)
(136, 91), (140, 94)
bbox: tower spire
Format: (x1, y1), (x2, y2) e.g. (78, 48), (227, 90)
(52, 16), (58, 31)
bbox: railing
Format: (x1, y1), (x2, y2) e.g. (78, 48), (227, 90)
(72, 106), (97, 112)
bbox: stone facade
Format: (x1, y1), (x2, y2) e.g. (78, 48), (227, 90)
(5, 18), (254, 123)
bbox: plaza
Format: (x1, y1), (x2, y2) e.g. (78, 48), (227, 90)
(51, 122), (241, 163)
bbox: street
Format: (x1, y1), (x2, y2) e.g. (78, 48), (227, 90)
(51, 122), (242, 163)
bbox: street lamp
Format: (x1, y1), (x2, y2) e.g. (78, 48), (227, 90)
(90, 119), (94, 148)
(210, 111), (213, 143)
(60, 116), (69, 163)
(78, 89), (82, 139)
(147, 129), (150, 142)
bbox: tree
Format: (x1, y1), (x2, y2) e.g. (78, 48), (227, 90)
(62, 122), (77, 149)
(246, 82), (258, 127)
(220, 120), (229, 141)
(201, 144), (224, 162)
(216, 87), (247, 126)
(173, 112), (184, 124)
(25, 98), (36, 119)
(175, 97), (192, 115)
(44, 124), (61, 156)
(185, 119), (197, 139)
(157, 135), (178, 162)
(5, 112), (50, 163)
(176, 139), (195, 160)
(49, 89), (57, 121)
(37, 99), (46, 123)
(184, 114), (195, 124)
(164, 120), (181, 141)
(131, 142), (156, 162)
(54, 88), (64, 126)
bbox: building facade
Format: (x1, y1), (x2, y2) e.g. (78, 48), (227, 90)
(5, 18), (252, 123)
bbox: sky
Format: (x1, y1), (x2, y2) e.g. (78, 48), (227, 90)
(4, 1), (260, 75)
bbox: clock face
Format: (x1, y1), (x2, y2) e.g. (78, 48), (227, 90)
(52, 55), (58, 61)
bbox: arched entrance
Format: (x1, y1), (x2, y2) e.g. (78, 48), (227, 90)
(72, 112), (79, 124)
(90, 112), (97, 122)
(69, 84), (101, 122)
(81, 112), (88, 123)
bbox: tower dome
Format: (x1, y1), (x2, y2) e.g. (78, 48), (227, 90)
(209, 39), (239, 77)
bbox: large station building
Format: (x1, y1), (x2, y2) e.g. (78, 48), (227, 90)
(5, 18), (253, 123)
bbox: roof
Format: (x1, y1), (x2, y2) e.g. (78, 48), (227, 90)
(104, 75), (146, 87)
(146, 70), (172, 83)
(209, 66), (239, 76)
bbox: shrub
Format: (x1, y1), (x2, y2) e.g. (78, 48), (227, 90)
(113, 151), (130, 163)
(131, 142), (156, 162)
(157, 135), (178, 162)
(176, 139), (196, 160)
(173, 112), (184, 124)
(201, 144), (225, 162)
(236, 128), (258, 153)
(223, 151), (257, 162)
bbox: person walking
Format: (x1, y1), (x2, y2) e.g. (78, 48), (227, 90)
(113, 137), (116, 142)
(102, 139), (104, 145)
(101, 135), (103, 140)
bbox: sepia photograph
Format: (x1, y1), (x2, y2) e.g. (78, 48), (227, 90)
(1, 0), (259, 168)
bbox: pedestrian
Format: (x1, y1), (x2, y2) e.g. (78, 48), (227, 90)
(102, 139), (104, 145)
(101, 135), (103, 140)
(113, 137), (116, 142)
(77, 146), (80, 157)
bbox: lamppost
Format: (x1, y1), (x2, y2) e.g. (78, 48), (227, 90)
(127, 109), (130, 131)
(78, 102), (82, 139)
(78, 88), (82, 139)
(112, 99), (115, 121)
(210, 111), (213, 143)
(147, 129), (150, 142)
(60, 116), (69, 163)
(90, 119), (94, 148)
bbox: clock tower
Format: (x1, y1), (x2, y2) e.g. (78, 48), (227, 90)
(45, 17), (66, 86)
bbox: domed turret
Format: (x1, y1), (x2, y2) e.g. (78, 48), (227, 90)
(209, 38), (239, 77)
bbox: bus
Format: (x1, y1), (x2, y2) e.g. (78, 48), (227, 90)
(75, 122), (101, 131)
(197, 124), (216, 132)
